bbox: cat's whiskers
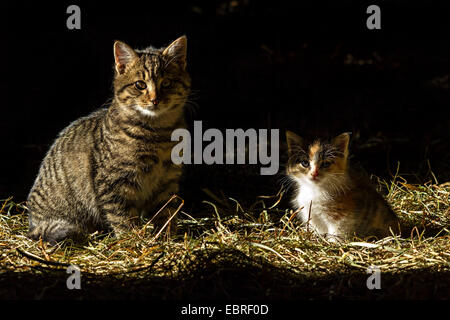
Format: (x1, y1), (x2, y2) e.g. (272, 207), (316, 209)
(100, 97), (114, 108)
(322, 173), (350, 196)
(278, 175), (297, 192)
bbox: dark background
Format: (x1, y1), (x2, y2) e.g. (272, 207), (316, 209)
(3, 0), (449, 204)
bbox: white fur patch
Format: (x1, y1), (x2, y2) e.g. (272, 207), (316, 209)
(296, 179), (326, 217)
(294, 176), (336, 234)
(133, 104), (156, 117)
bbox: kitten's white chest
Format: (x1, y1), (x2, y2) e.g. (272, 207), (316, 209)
(296, 183), (324, 216)
(294, 181), (333, 234)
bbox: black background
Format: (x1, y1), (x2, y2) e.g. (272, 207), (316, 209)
(3, 0), (450, 203)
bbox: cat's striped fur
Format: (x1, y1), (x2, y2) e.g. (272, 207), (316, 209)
(27, 36), (191, 244)
(285, 131), (399, 241)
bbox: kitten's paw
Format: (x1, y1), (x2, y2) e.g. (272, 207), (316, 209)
(324, 233), (344, 244)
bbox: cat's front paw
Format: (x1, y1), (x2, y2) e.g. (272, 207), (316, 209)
(324, 233), (344, 244)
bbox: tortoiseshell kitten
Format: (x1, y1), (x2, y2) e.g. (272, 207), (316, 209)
(27, 36), (190, 244)
(285, 131), (399, 241)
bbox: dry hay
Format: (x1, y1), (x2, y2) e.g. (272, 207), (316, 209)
(0, 176), (449, 299)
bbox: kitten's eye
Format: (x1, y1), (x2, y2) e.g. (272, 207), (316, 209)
(134, 81), (147, 90)
(161, 79), (172, 88)
(321, 162), (331, 168)
(300, 160), (310, 168)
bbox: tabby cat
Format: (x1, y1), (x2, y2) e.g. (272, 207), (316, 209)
(285, 131), (399, 241)
(27, 36), (191, 244)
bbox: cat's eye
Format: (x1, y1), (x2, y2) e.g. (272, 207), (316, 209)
(134, 81), (147, 90)
(300, 159), (310, 168)
(161, 79), (172, 88)
(321, 162), (331, 168)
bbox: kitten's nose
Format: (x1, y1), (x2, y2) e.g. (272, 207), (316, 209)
(311, 170), (319, 179)
(150, 98), (159, 105)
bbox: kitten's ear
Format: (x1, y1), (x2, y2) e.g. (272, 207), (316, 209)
(113, 41), (138, 75)
(333, 132), (351, 157)
(162, 36), (187, 69)
(286, 130), (303, 154)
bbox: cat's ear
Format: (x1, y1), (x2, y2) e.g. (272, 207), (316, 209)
(113, 41), (138, 75)
(286, 130), (303, 154)
(162, 36), (187, 69)
(333, 132), (351, 157)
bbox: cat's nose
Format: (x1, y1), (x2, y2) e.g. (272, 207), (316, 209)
(311, 170), (319, 179)
(150, 98), (159, 105)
